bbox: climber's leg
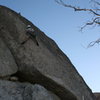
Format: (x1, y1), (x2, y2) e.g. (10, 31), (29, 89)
(21, 37), (30, 45)
(29, 33), (39, 46)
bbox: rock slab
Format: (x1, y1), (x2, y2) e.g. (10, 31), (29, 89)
(0, 5), (96, 100)
(0, 38), (18, 77)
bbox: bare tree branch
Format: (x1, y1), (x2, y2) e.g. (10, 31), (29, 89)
(55, 0), (100, 47)
(80, 17), (100, 30)
(55, 0), (100, 16)
(87, 38), (100, 48)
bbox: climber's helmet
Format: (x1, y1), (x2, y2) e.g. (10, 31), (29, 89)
(27, 25), (31, 28)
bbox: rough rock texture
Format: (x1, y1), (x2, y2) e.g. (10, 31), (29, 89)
(0, 80), (60, 100)
(94, 93), (100, 100)
(0, 5), (96, 100)
(0, 38), (18, 77)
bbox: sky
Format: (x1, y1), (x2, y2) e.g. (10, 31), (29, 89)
(0, 0), (100, 92)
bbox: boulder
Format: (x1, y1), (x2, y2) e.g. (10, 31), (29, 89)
(94, 93), (100, 100)
(0, 5), (96, 100)
(0, 80), (60, 100)
(0, 38), (18, 77)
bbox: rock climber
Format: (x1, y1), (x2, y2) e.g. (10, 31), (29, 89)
(21, 25), (39, 46)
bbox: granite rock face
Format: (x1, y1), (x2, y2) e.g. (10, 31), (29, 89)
(0, 5), (96, 100)
(0, 38), (18, 78)
(0, 80), (60, 100)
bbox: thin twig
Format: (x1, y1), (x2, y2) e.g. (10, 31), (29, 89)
(87, 38), (100, 48)
(55, 0), (100, 16)
(80, 17), (100, 30)
(92, 0), (100, 6)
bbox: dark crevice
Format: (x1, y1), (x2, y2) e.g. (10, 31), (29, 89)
(13, 71), (77, 100)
